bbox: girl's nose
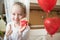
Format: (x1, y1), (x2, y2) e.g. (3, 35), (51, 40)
(15, 14), (18, 19)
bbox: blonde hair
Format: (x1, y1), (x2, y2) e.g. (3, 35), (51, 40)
(13, 2), (26, 14)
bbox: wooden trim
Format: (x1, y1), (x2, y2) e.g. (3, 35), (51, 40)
(30, 27), (44, 29)
(30, 25), (44, 29)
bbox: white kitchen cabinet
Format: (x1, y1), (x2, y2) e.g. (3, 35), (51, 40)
(28, 29), (60, 40)
(28, 29), (47, 40)
(46, 33), (60, 40)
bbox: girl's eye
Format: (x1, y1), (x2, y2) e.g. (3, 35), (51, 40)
(19, 14), (23, 16)
(12, 13), (15, 15)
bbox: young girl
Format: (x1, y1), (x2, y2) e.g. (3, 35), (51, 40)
(4, 2), (30, 40)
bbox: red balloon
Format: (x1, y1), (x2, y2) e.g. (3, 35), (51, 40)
(38, 0), (57, 13)
(44, 17), (60, 36)
(20, 20), (28, 27)
(52, 17), (60, 26)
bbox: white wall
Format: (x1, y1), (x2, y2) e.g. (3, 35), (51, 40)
(30, 0), (60, 5)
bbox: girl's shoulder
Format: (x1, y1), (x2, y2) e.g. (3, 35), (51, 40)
(6, 22), (13, 27)
(6, 22), (14, 30)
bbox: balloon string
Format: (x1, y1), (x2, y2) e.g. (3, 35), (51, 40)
(51, 35), (53, 37)
(50, 35), (53, 40)
(46, 10), (50, 18)
(46, 13), (48, 18)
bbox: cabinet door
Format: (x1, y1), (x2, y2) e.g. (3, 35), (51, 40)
(29, 10), (46, 25)
(30, 3), (59, 29)
(29, 29), (47, 40)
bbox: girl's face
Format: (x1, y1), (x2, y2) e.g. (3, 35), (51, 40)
(11, 5), (25, 23)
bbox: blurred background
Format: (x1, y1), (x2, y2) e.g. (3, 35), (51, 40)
(0, 0), (60, 40)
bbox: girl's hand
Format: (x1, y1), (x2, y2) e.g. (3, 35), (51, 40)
(19, 20), (28, 32)
(6, 24), (13, 37)
(20, 20), (28, 27)
(6, 30), (13, 37)
(20, 24), (27, 32)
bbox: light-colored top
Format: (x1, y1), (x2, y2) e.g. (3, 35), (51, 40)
(4, 21), (30, 40)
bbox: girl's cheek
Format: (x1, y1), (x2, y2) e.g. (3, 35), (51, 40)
(19, 16), (23, 19)
(11, 17), (14, 21)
